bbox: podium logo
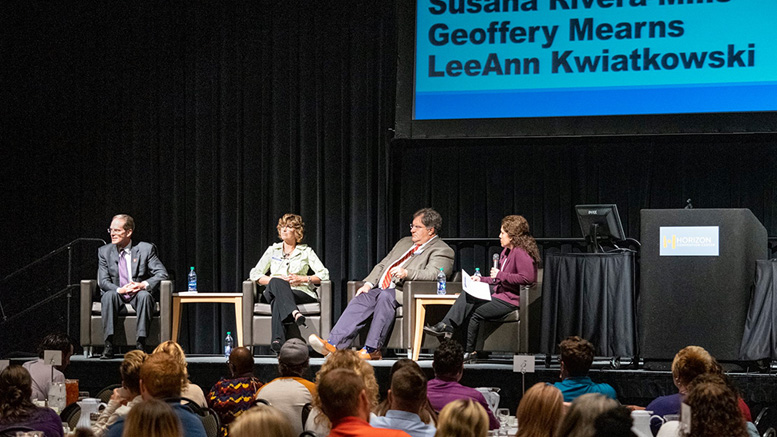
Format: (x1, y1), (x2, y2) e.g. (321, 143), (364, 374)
(659, 226), (719, 256)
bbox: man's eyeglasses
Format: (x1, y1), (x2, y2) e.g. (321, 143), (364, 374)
(409, 224), (427, 231)
(107, 228), (126, 235)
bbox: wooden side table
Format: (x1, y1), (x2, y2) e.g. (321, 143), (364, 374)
(172, 292), (244, 347)
(411, 293), (459, 361)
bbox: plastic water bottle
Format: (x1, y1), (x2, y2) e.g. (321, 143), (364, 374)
(187, 266), (197, 292)
(436, 268), (447, 295)
(224, 332), (234, 358)
(473, 268), (482, 279)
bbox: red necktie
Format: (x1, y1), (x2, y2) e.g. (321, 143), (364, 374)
(379, 244), (421, 289)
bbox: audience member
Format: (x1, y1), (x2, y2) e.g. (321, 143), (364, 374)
(516, 383), (564, 437)
(556, 393), (618, 437)
(371, 367), (436, 437)
(656, 373), (748, 437)
(553, 336), (616, 402)
(309, 349), (381, 434)
(105, 353), (206, 437)
(426, 340), (498, 430)
(255, 338), (314, 436)
(374, 359), (437, 425)
(318, 368), (409, 437)
(229, 403), (295, 437)
(22, 332), (73, 401)
(0, 365), (63, 437)
(153, 340), (208, 408)
(434, 399), (489, 437)
(92, 350), (147, 436)
(207, 346), (263, 436)
(593, 406), (635, 437)
(121, 398), (183, 437)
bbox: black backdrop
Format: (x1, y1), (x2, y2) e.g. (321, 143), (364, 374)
(2, 1), (776, 354)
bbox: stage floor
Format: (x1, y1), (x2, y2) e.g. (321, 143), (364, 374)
(10, 353), (777, 415)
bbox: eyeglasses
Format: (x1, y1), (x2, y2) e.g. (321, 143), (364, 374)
(409, 224), (427, 231)
(107, 228), (126, 235)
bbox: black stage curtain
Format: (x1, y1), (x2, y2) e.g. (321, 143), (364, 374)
(2, 2), (777, 354)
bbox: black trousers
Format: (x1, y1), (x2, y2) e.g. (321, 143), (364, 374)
(263, 278), (318, 344)
(441, 293), (518, 352)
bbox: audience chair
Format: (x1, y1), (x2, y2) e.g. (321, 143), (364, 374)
(242, 280), (332, 350)
(79, 280), (172, 356)
(301, 402), (313, 431)
(199, 408), (221, 437)
(96, 383), (122, 404)
(60, 402), (81, 431)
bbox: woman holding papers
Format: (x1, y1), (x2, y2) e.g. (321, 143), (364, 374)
(423, 215), (539, 361)
(249, 213), (329, 353)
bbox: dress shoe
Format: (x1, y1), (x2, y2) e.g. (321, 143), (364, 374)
(358, 348), (383, 361)
(463, 351), (478, 364)
(308, 334), (336, 356)
(136, 338), (146, 352)
(271, 340), (282, 354)
(294, 313), (307, 328)
(100, 343), (114, 360)
(424, 322), (453, 339)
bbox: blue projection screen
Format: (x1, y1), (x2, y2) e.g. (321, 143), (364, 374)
(409, 0), (777, 129)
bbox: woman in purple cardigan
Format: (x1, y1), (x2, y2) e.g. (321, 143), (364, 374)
(424, 215), (540, 361)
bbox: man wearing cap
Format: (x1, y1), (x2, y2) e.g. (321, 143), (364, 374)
(206, 346), (264, 435)
(255, 338), (316, 436)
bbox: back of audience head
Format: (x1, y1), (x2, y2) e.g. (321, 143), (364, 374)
(121, 398), (183, 437)
(389, 367), (428, 413)
(433, 339), (464, 380)
(315, 349), (379, 409)
(277, 338), (308, 377)
(684, 373), (747, 437)
(37, 332), (74, 369)
(374, 358), (437, 424)
(671, 346), (717, 391)
(593, 406), (635, 437)
(318, 368), (369, 423)
(556, 393), (618, 437)
(228, 346), (254, 377)
(516, 383), (564, 437)
(153, 340), (189, 379)
(140, 353), (184, 400)
(559, 336), (595, 377)
(229, 403), (295, 437)
(0, 365), (35, 422)
(120, 350), (147, 396)
(435, 398), (489, 437)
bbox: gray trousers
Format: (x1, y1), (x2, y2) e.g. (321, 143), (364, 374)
(101, 289), (155, 342)
(328, 287), (398, 350)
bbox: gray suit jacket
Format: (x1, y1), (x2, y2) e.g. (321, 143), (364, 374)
(364, 236), (454, 293)
(97, 241), (169, 296)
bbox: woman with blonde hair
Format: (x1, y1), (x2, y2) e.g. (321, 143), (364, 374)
(434, 399), (489, 437)
(556, 393), (618, 437)
(229, 403), (295, 437)
(306, 349), (380, 434)
(121, 398), (182, 437)
(249, 213), (330, 352)
(424, 215), (539, 361)
(92, 350), (147, 436)
(153, 340), (207, 408)
(517, 383), (564, 437)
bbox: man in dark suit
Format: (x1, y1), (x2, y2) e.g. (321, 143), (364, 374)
(99, 214), (168, 358)
(310, 208), (454, 360)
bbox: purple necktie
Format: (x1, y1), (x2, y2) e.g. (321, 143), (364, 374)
(118, 250), (130, 287)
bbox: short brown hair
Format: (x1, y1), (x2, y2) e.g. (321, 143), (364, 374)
(390, 367), (427, 412)
(414, 208), (442, 236)
(113, 214), (135, 231)
(671, 346), (716, 387)
(140, 353), (184, 399)
(121, 398), (182, 437)
(276, 214), (304, 243)
(318, 368), (365, 423)
(559, 336), (595, 377)
(120, 350), (148, 394)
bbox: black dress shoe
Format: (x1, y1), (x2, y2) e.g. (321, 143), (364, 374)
(294, 314), (307, 328)
(271, 340), (282, 354)
(136, 342), (146, 352)
(100, 344), (114, 360)
(463, 351), (478, 364)
(423, 322), (453, 339)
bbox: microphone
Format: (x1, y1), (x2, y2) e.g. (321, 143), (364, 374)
(492, 253), (500, 270)
(685, 198), (693, 209)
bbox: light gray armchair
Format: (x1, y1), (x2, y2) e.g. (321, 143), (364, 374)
(241, 280), (332, 349)
(79, 279), (172, 356)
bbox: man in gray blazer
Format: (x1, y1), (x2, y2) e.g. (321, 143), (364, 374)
(310, 208), (454, 360)
(98, 214), (168, 358)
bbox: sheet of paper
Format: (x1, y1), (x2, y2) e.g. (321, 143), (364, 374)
(462, 270), (491, 301)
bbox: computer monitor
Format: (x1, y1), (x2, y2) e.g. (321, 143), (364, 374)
(575, 204), (626, 253)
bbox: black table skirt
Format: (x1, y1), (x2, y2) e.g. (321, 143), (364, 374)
(540, 251), (636, 357)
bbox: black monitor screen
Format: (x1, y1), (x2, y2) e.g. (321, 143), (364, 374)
(576, 204), (626, 242)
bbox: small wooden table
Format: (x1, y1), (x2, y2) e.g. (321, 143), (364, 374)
(411, 293), (460, 361)
(172, 292), (244, 347)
